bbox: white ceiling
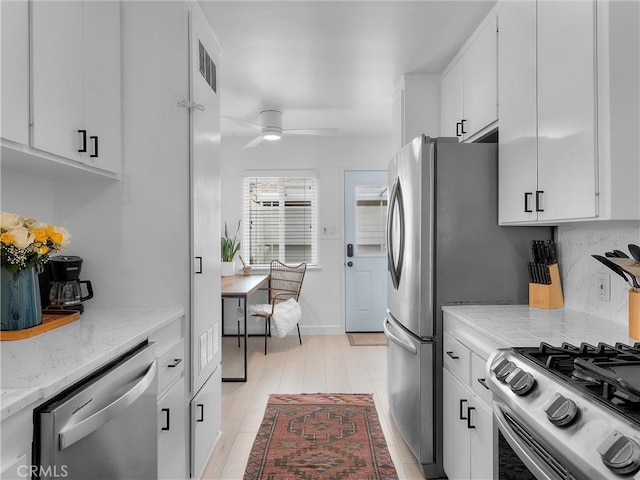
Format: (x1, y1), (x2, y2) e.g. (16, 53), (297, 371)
(199, 1), (496, 139)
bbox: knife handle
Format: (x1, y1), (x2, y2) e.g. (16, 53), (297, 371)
(545, 265), (551, 284)
(547, 240), (557, 264)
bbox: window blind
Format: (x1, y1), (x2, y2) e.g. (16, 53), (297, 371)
(243, 175), (318, 266)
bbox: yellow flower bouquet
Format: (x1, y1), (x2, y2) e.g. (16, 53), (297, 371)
(0, 212), (71, 274)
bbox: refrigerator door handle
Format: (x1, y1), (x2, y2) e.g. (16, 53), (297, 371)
(383, 315), (417, 355)
(386, 177), (405, 289)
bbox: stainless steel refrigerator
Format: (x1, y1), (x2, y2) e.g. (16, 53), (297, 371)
(383, 135), (550, 478)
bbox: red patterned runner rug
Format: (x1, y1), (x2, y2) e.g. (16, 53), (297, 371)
(244, 393), (398, 480)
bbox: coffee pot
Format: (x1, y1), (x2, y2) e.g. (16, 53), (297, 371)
(47, 256), (93, 313)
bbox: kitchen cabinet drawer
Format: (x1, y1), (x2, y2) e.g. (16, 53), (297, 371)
(443, 332), (471, 384)
(470, 352), (492, 406)
(157, 339), (185, 397)
(149, 316), (184, 354)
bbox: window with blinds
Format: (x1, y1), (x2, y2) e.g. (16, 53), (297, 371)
(243, 174), (318, 266)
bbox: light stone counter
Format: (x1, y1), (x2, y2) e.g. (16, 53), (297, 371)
(442, 305), (634, 350)
(0, 307), (184, 421)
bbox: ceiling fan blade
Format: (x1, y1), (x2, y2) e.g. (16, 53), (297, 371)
(221, 115), (263, 130)
(243, 135), (266, 148)
(283, 128), (339, 136)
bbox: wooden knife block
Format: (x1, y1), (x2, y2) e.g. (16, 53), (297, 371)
(529, 263), (564, 309)
(629, 289), (640, 341)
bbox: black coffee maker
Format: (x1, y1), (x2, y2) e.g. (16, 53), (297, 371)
(39, 256), (93, 313)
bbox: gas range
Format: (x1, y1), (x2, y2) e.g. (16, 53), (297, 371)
(487, 341), (640, 480)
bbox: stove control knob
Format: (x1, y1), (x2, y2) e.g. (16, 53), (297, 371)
(597, 431), (640, 475)
(491, 357), (516, 383)
(543, 393), (578, 426)
(506, 367), (535, 396)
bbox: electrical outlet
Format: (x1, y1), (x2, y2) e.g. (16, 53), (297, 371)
(596, 274), (610, 302)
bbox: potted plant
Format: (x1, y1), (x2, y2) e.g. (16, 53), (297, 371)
(221, 220), (240, 276)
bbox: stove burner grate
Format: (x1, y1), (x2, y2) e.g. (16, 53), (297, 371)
(514, 341), (640, 424)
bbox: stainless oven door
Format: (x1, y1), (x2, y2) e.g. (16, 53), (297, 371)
(35, 342), (158, 480)
(493, 400), (588, 480)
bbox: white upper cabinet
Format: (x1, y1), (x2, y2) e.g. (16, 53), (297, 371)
(497, 1), (538, 223)
(31, 1), (84, 161)
(537, 0), (598, 222)
(1, 1), (30, 145)
(440, 59), (464, 138)
(31, 1), (122, 175)
(498, 0), (640, 224)
(441, 16), (498, 141)
(462, 17), (498, 139)
(2, 1), (122, 178)
(82, 2), (122, 174)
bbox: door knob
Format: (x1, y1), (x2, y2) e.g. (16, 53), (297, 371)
(347, 261), (353, 267)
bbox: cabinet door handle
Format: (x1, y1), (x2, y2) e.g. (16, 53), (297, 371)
(456, 122), (462, 137)
(461, 119), (467, 134)
(168, 358), (182, 368)
(446, 351), (459, 360)
(459, 399), (468, 420)
(90, 135), (99, 158)
(161, 408), (170, 431)
(195, 256), (203, 274)
(524, 192), (533, 213)
(78, 130), (87, 152)
(535, 190), (544, 212)
(467, 406), (476, 429)
(197, 404), (204, 422)
(477, 378), (490, 390)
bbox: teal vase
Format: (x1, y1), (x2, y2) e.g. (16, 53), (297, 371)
(1, 267), (43, 331)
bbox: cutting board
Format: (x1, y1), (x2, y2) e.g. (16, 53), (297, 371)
(0, 310), (80, 340)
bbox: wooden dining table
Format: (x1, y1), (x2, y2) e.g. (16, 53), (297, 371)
(220, 273), (270, 382)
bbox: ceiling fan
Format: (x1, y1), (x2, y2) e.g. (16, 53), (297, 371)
(222, 110), (339, 148)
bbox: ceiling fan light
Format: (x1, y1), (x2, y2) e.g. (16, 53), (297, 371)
(263, 132), (281, 141)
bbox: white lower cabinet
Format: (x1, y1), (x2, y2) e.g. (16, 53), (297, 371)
(158, 377), (187, 480)
(443, 369), (472, 480)
(443, 323), (496, 480)
(191, 367), (221, 479)
(0, 405), (33, 480)
(151, 318), (187, 480)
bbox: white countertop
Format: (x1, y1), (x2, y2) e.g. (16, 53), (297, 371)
(442, 305), (635, 349)
(0, 307), (184, 421)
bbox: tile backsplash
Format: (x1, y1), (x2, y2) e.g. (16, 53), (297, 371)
(557, 221), (640, 325)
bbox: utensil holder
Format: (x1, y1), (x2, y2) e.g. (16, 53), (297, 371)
(629, 289), (640, 341)
(529, 263), (564, 309)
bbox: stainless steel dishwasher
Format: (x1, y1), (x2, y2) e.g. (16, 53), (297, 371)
(34, 341), (158, 480)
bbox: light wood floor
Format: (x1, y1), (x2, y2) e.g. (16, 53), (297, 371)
(201, 334), (425, 480)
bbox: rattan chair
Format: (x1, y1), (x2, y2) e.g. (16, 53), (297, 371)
(252, 260), (306, 355)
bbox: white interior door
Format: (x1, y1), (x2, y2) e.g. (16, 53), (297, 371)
(344, 171), (388, 332)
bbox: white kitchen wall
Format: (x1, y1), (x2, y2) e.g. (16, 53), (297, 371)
(220, 135), (390, 334)
(1, 170), (55, 222)
(557, 220), (640, 325)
